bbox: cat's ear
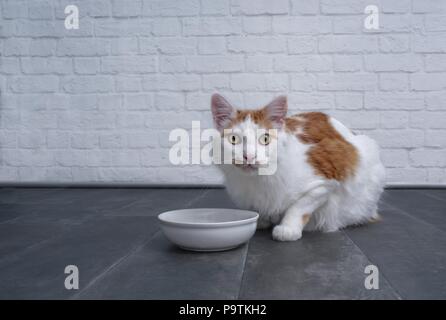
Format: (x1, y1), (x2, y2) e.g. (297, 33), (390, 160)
(211, 93), (235, 132)
(264, 95), (288, 128)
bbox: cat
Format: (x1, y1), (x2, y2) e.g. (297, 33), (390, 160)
(211, 93), (385, 241)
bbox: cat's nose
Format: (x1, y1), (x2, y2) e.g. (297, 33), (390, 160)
(243, 154), (255, 163)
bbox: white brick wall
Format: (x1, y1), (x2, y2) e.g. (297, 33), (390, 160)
(1, 0), (446, 185)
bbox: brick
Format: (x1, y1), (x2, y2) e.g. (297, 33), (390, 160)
(319, 35), (378, 53)
(291, 0), (319, 15)
(425, 15), (446, 32)
(333, 55), (362, 72)
(100, 133), (126, 149)
(115, 76), (142, 92)
(3, 39), (30, 56)
(124, 94), (153, 110)
(19, 131), (46, 149)
(110, 38), (138, 55)
(381, 149), (409, 168)
(71, 133), (99, 149)
(127, 133), (158, 148)
(187, 56), (243, 73)
(143, 75), (201, 91)
(2, 0), (28, 18)
(365, 54), (422, 72)
(273, 17), (331, 35)
(112, 0), (142, 17)
(95, 20), (152, 37)
(290, 74), (317, 92)
(97, 94), (122, 110)
(185, 92), (212, 110)
(275, 55), (331, 72)
(15, 20), (59, 37)
(230, 74), (288, 91)
(386, 168), (426, 183)
(318, 74), (377, 91)
(101, 56), (157, 74)
(62, 76), (113, 93)
(0, 57), (20, 74)
(10, 76), (58, 93)
(288, 93), (334, 110)
(152, 18), (181, 36)
(155, 92), (184, 110)
(57, 38), (110, 56)
(74, 58), (100, 75)
(425, 93), (446, 110)
(159, 56), (186, 73)
(320, 0), (370, 14)
(287, 36), (316, 54)
(413, 0), (446, 13)
(228, 36), (285, 53)
(368, 130), (424, 148)
(335, 93), (363, 110)
(28, 0), (53, 19)
(410, 112), (446, 129)
(382, 0), (410, 13)
(246, 56), (274, 73)
(413, 34), (446, 53)
(29, 39), (55, 56)
(425, 54), (446, 71)
(379, 35), (410, 53)
(198, 37), (227, 55)
(380, 111), (408, 129)
(242, 17), (271, 34)
(47, 131), (70, 148)
(379, 73), (408, 91)
(333, 16), (362, 34)
(142, 0), (200, 17)
(202, 74), (230, 91)
(411, 73), (446, 91)
(201, 0), (229, 15)
(153, 38), (197, 55)
(232, 0), (289, 15)
(331, 111), (379, 129)
(21, 57), (72, 75)
(365, 93), (424, 110)
(410, 149), (446, 167)
(183, 17), (242, 36)
(425, 130), (446, 148)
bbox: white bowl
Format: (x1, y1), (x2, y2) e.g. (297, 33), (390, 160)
(158, 208), (259, 252)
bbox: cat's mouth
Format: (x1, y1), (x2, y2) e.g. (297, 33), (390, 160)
(234, 163), (258, 171)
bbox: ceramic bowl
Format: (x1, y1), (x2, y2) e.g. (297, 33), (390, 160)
(158, 208), (259, 252)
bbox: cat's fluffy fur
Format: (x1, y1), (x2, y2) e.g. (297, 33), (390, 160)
(211, 94), (385, 241)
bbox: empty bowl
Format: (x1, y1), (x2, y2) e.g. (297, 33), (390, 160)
(158, 208), (259, 252)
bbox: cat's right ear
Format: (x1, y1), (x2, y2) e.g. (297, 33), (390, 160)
(211, 94), (234, 132)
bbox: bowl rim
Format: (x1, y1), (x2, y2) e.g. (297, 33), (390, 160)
(158, 208), (259, 228)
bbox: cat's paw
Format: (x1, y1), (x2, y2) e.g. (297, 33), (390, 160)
(272, 225), (302, 241)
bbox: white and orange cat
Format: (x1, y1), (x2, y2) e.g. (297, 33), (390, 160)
(211, 94), (385, 241)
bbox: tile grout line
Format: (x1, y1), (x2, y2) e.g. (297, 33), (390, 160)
(418, 190), (446, 203)
(383, 200), (446, 234)
(70, 230), (160, 299)
(341, 230), (404, 300)
(236, 240), (250, 300)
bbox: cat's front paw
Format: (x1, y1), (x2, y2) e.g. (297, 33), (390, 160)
(272, 225), (302, 241)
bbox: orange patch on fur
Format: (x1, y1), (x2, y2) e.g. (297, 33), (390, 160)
(285, 112), (358, 181)
(302, 213), (311, 226)
(230, 109), (274, 129)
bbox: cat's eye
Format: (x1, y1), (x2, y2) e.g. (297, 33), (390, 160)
(227, 134), (241, 145)
(258, 133), (271, 145)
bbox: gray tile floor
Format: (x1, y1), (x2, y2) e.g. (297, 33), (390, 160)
(0, 187), (445, 299)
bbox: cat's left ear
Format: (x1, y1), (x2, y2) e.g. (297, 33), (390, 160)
(264, 95), (288, 128)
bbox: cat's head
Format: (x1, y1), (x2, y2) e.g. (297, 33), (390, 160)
(210, 94), (287, 175)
